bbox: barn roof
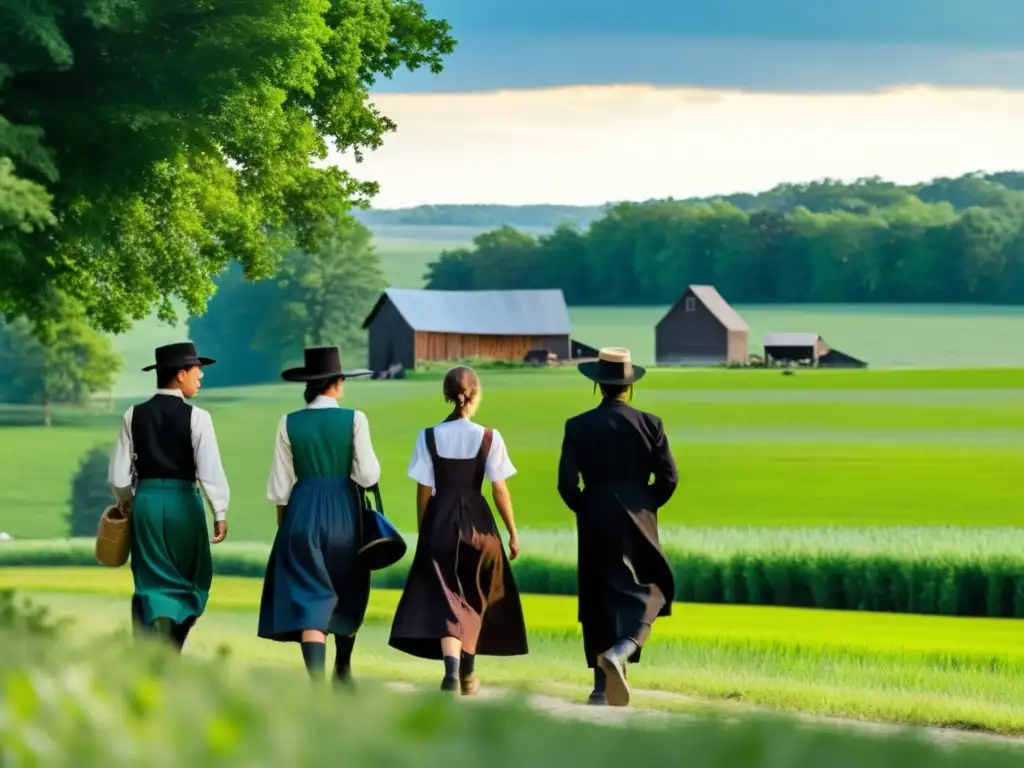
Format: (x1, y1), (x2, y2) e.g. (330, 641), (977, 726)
(763, 332), (821, 347)
(362, 288), (572, 335)
(659, 285), (749, 332)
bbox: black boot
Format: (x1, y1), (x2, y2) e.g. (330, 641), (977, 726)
(170, 617), (196, 653)
(333, 635), (355, 689)
(301, 641), (327, 680)
(441, 654), (460, 692)
(587, 667), (607, 705)
(600, 638), (638, 707)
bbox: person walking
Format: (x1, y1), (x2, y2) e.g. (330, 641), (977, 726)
(557, 347), (678, 707)
(108, 342), (230, 652)
(258, 346), (383, 686)
(389, 366), (528, 694)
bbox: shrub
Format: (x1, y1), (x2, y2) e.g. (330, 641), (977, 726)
(6, 527), (1024, 619)
(65, 446), (112, 537)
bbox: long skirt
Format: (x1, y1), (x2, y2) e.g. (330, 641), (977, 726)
(389, 492), (528, 659)
(130, 479), (213, 626)
(258, 477), (371, 642)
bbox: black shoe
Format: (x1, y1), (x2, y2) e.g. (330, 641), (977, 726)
(587, 690), (607, 705)
(440, 676), (459, 693)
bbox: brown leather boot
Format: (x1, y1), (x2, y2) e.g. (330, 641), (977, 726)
(599, 639), (638, 707)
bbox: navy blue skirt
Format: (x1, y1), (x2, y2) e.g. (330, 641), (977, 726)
(257, 477), (371, 642)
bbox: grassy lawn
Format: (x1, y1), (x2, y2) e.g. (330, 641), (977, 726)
(6, 567), (1023, 735)
(2, 367), (1023, 539)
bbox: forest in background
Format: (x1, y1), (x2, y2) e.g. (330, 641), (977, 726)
(365, 172), (1024, 305)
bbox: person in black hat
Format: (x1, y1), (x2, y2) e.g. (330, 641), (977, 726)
(257, 346), (382, 686)
(108, 342), (230, 652)
(556, 347), (678, 707)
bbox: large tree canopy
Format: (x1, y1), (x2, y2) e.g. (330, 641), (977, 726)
(0, 0), (454, 330)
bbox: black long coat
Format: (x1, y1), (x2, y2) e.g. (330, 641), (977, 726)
(557, 397), (678, 667)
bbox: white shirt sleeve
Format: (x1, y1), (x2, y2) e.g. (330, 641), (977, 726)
(484, 429), (517, 483)
(191, 407), (230, 521)
(108, 406), (135, 503)
(407, 429), (434, 488)
(267, 415), (296, 506)
(351, 410), (381, 488)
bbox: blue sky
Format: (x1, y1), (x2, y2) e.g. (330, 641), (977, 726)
(381, 0), (1024, 92)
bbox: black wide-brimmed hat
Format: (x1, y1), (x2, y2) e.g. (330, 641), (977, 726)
(281, 346), (371, 382)
(141, 342), (215, 372)
(577, 347), (646, 385)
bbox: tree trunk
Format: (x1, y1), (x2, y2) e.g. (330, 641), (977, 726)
(43, 399), (52, 427)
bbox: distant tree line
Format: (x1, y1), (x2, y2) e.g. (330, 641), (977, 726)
(423, 173), (1024, 304)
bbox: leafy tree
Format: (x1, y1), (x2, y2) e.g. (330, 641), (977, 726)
(66, 446), (112, 538)
(0, 298), (122, 425)
(189, 217), (385, 385)
(0, 0), (454, 331)
(423, 182), (1024, 307)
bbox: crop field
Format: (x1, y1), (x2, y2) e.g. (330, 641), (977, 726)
(4, 567), (1024, 734)
(2, 366), (1022, 541)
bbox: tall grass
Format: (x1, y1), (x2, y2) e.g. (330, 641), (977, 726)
(5, 526), (1024, 618)
(3, 601), (1021, 768)
(7, 584), (1024, 739)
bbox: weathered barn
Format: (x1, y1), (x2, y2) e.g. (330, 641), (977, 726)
(655, 285), (750, 366)
(362, 288), (572, 371)
(763, 333), (867, 368)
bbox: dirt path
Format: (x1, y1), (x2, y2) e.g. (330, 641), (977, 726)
(382, 680), (1024, 749)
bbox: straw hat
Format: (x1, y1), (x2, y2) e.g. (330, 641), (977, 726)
(577, 347), (646, 385)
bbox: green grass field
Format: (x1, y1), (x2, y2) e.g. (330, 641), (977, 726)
(5, 567), (1023, 734)
(2, 367), (1023, 540)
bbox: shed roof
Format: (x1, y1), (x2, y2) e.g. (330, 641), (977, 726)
(661, 285), (749, 332)
(362, 288), (572, 336)
(763, 332), (821, 348)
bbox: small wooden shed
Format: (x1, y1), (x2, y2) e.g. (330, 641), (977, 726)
(763, 333), (867, 368)
(362, 288), (572, 371)
(655, 285), (750, 366)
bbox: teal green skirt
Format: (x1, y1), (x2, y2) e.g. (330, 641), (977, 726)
(130, 479), (213, 626)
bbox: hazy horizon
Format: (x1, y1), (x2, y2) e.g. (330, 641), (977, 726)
(332, 84), (1024, 209)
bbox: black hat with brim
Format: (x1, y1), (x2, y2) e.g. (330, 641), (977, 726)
(142, 342), (215, 372)
(281, 346), (372, 382)
(577, 347), (646, 385)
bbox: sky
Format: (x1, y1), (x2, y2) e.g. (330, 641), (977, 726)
(330, 0), (1024, 208)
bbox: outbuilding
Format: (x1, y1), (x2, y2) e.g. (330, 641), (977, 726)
(655, 285), (750, 366)
(362, 288), (573, 371)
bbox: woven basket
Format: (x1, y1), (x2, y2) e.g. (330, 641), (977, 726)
(95, 504), (131, 567)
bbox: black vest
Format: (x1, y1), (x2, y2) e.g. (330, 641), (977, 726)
(131, 395), (197, 482)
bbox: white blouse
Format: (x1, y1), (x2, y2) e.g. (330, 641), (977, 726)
(408, 418), (516, 489)
(107, 389), (231, 522)
(266, 395), (381, 506)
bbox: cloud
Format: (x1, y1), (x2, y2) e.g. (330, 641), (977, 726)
(331, 84), (1024, 207)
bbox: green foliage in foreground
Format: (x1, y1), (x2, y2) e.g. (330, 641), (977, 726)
(10, 573), (1024, 735)
(0, 590), (1021, 766)
(7, 526), (1024, 618)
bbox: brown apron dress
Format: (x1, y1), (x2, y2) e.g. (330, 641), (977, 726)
(389, 427), (529, 659)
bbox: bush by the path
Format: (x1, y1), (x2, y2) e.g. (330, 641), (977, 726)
(0, 589), (1020, 767)
(5, 527), (1024, 619)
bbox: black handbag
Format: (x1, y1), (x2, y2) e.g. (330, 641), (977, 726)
(356, 483), (407, 571)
